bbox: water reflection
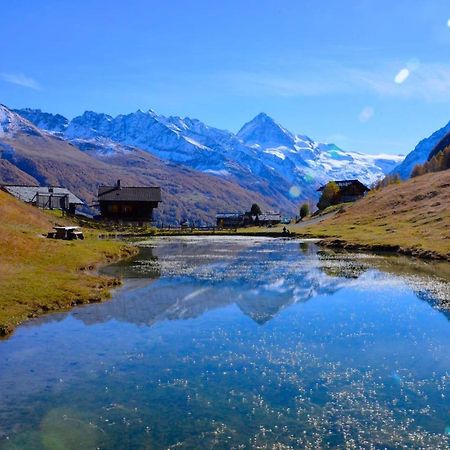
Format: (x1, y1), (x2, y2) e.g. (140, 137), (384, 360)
(0, 237), (449, 449)
(71, 237), (449, 328)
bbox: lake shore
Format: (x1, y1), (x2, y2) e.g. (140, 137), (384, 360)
(243, 170), (450, 262)
(0, 191), (138, 337)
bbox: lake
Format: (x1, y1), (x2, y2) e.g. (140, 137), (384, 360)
(0, 237), (449, 449)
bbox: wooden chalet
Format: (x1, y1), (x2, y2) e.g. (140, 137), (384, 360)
(318, 179), (370, 203)
(216, 212), (247, 228)
(97, 180), (162, 222)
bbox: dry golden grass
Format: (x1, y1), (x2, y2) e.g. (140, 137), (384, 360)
(0, 191), (136, 336)
(293, 170), (450, 259)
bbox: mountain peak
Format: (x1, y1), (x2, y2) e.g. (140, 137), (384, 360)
(0, 104), (42, 137)
(237, 113), (294, 148)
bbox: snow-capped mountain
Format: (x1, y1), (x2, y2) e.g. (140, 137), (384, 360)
(1, 104), (44, 137)
(13, 107), (403, 207)
(12, 108), (68, 133)
(1, 104), (289, 224)
(391, 120), (450, 179)
(237, 113), (403, 187)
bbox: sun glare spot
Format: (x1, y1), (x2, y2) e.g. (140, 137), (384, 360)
(447, 18), (450, 27)
(394, 68), (410, 84)
(289, 185), (301, 198)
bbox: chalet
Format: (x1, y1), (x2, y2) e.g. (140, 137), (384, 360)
(216, 212), (247, 228)
(256, 212), (282, 226)
(216, 211), (282, 228)
(317, 179), (370, 203)
(1, 185), (84, 214)
(97, 180), (162, 222)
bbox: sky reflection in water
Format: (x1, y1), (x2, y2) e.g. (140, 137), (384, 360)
(0, 237), (449, 449)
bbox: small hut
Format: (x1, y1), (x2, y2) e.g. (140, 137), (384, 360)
(1, 185), (84, 214)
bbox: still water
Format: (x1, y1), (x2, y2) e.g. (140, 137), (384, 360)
(1, 237), (449, 449)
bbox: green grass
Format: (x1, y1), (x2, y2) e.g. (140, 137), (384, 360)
(0, 191), (137, 336)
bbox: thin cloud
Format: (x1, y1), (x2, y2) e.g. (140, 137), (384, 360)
(220, 62), (450, 102)
(0, 72), (41, 90)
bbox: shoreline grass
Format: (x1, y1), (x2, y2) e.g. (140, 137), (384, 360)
(0, 191), (137, 336)
(241, 171), (450, 261)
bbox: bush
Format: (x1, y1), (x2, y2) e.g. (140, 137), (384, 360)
(299, 203), (310, 220)
(250, 203), (262, 215)
(317, 182), (340, 210)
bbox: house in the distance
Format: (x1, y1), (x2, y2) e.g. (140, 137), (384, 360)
(216, 212), (247, 228)
(97, 180), (162, 222)
(1, 185), (84, 214)
(216, 211), (282, 228)
(318, 179), (370, 203)
(256, 212), (282, 226)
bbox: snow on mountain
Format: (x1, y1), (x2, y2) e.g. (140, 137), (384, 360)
(0, 104), (44, 137)
(13, 107), (403, 206)
(12, 108), (68, 133)
(238, 112), (296, 148)
(237, 113), (403, 187)
(391, 120), (450, 179)
(64, 109), (219, 164)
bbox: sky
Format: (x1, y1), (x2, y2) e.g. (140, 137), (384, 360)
(1, 0), (449, 155)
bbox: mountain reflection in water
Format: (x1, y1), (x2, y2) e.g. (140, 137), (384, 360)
(1, 237), (449, 449)
(70, 237), (448, 328)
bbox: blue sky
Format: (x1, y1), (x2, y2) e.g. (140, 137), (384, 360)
(1, 0), (449, 155)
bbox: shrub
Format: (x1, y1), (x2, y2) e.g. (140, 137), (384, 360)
(299, 203), (310, 220)
(250, 203), (262, 215)
(317, 182), (340, 210)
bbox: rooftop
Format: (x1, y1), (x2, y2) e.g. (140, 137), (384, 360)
(98, 185), (162, 203)
(318, 179), (370, 191)
(1, 185), (84, 205)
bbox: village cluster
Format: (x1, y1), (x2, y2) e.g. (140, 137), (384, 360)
(0, 178), (370, 235)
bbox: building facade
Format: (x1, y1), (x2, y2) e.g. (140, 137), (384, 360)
(97, 180), (162, 222)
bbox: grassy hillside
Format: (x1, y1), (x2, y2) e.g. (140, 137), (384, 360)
(294, 170), (450, 259)
(0, 190), (135, 336)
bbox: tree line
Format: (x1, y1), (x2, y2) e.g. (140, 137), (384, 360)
(411, 145), (450, 178)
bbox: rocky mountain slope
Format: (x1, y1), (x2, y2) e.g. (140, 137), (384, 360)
(391, 120), (450, 179)
(427, 131), (450, 161)
(1, 105), (288, 224)
(15, 107), (402, 205)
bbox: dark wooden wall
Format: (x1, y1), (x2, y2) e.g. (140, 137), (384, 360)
(99, 201), (159, 221)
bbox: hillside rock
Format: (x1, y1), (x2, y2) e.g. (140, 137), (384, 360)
(392, 120), (450, 178)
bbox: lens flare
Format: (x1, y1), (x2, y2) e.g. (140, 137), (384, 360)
(394, 68), (410, 84)
(289, 185), (301, 198)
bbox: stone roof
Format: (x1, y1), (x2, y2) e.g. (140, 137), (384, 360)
(1, 185), (84, 205)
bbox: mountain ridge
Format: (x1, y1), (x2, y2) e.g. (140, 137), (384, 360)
(1, 104), (290, 224)
(13, 106), (403, 203)
(391, 120), (450, 179)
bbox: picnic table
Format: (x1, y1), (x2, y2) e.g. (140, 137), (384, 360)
(47, 226), (84, 240)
